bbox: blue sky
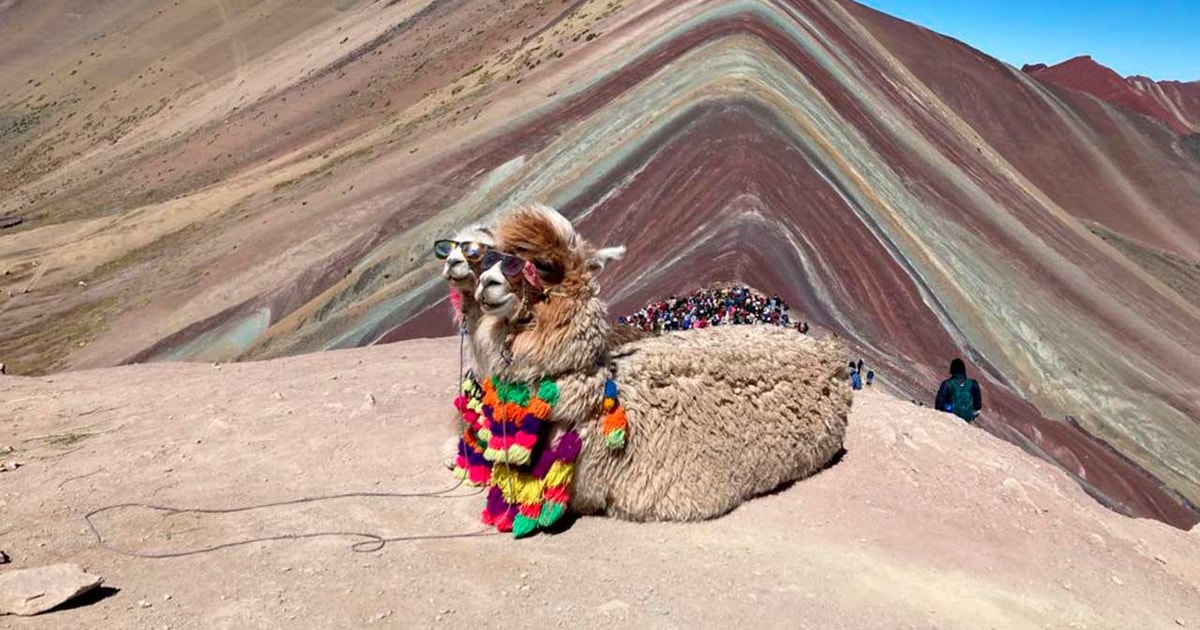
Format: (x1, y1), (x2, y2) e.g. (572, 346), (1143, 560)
(860, 0), (1199, 81)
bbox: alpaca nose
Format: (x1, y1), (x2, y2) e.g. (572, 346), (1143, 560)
(476, 274), (504, 301)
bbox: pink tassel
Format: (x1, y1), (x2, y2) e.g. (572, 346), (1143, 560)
(514, 431), (539, 449)
(448, 288), (465, 326)
(522, 261), (542, 292)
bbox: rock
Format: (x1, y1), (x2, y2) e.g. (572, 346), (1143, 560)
(272, 391), (284, 401)
(1, 461), (22, 473)
(0, 551), (9, 564)
(0, 564), (104, 616)
(364, 393), (376, 406)
(0, 363), (6, 375)
(137, 600), (152, 608)
(1110, 575), (1124, 586)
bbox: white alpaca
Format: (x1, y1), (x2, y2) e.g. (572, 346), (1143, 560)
(438, 223), (495, 467)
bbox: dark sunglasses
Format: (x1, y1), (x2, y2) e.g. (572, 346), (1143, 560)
(481, 249), (527, 277)
(434, 239), (487, 262)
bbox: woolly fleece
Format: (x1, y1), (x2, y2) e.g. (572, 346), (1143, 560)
(554, 324), (851, 521)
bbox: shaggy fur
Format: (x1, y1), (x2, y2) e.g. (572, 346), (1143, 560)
(553, 325), (850, 521)
(472, 204), (852, 522)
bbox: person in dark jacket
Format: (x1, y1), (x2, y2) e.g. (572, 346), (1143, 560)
(935, 358), (982, 422)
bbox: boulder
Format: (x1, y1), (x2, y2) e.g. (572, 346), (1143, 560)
(0, 564), (104, 616)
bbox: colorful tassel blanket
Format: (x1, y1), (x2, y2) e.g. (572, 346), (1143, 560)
(451, 373), (491, 486)
(451, 372), (628, 538)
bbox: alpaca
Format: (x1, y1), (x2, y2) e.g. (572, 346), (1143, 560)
(438, 223), (497, 471)
(472, 204), (850, 521)
(440, 223), (497, 372)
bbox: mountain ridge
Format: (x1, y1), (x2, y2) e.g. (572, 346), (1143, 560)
(1023, 54), (1200, 134)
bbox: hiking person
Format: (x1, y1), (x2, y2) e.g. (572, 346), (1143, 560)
(848, 362), (862, 390)
(935, 358), (982, 422)
(866, 370), (874, 386)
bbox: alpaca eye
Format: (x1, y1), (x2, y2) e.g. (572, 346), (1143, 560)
(532, 260), (555, 274)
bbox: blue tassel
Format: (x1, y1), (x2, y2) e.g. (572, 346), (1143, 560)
(604, 379), (618, 398)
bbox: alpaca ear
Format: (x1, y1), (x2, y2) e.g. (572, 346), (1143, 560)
(587, 246), (626, 270)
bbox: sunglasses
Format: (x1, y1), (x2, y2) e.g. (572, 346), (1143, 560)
(481, 249), (528, 277)
(434, 239), (487, 262)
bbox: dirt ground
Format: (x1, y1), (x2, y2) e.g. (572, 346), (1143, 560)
(1, 336), (1197, 629)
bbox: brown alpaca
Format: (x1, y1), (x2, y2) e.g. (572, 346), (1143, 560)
(438, 220), (652, 467)
(473, 204), (850, 521)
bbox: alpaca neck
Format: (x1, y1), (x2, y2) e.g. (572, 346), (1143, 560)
(456, 288), (492, 375)
(502, 293), (610, 382)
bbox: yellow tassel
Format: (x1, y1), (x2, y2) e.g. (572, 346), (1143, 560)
(545, 461), (574, 488)
(603, 398), (615, 412)
(492, 466), (546, 505)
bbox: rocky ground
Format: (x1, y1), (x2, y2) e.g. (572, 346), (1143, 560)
(1, 336), (1197, 628)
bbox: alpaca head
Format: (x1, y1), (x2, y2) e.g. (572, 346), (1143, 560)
(437, 224), (495, 290)
(474, 204), (625, 377)
(475, 204), (624, 319)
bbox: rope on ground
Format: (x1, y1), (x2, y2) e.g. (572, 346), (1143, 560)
(83, 483), (498, 558)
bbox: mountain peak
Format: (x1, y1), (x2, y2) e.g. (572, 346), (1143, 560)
(1025, 56), (1200, 134)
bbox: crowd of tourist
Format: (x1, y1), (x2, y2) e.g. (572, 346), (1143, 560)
(618, 285), (802, 333)
(616, 285), (914, 400)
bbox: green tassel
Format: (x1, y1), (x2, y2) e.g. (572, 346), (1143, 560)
(605, 429), (626, 450)
(507, 383), (531, 407)
(512, 514), (538, 538)
(537, 380), (559, 407)
(538, 502), (566, 527)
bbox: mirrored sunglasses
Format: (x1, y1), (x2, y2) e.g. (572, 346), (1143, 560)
(433, 239), (487, 262)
